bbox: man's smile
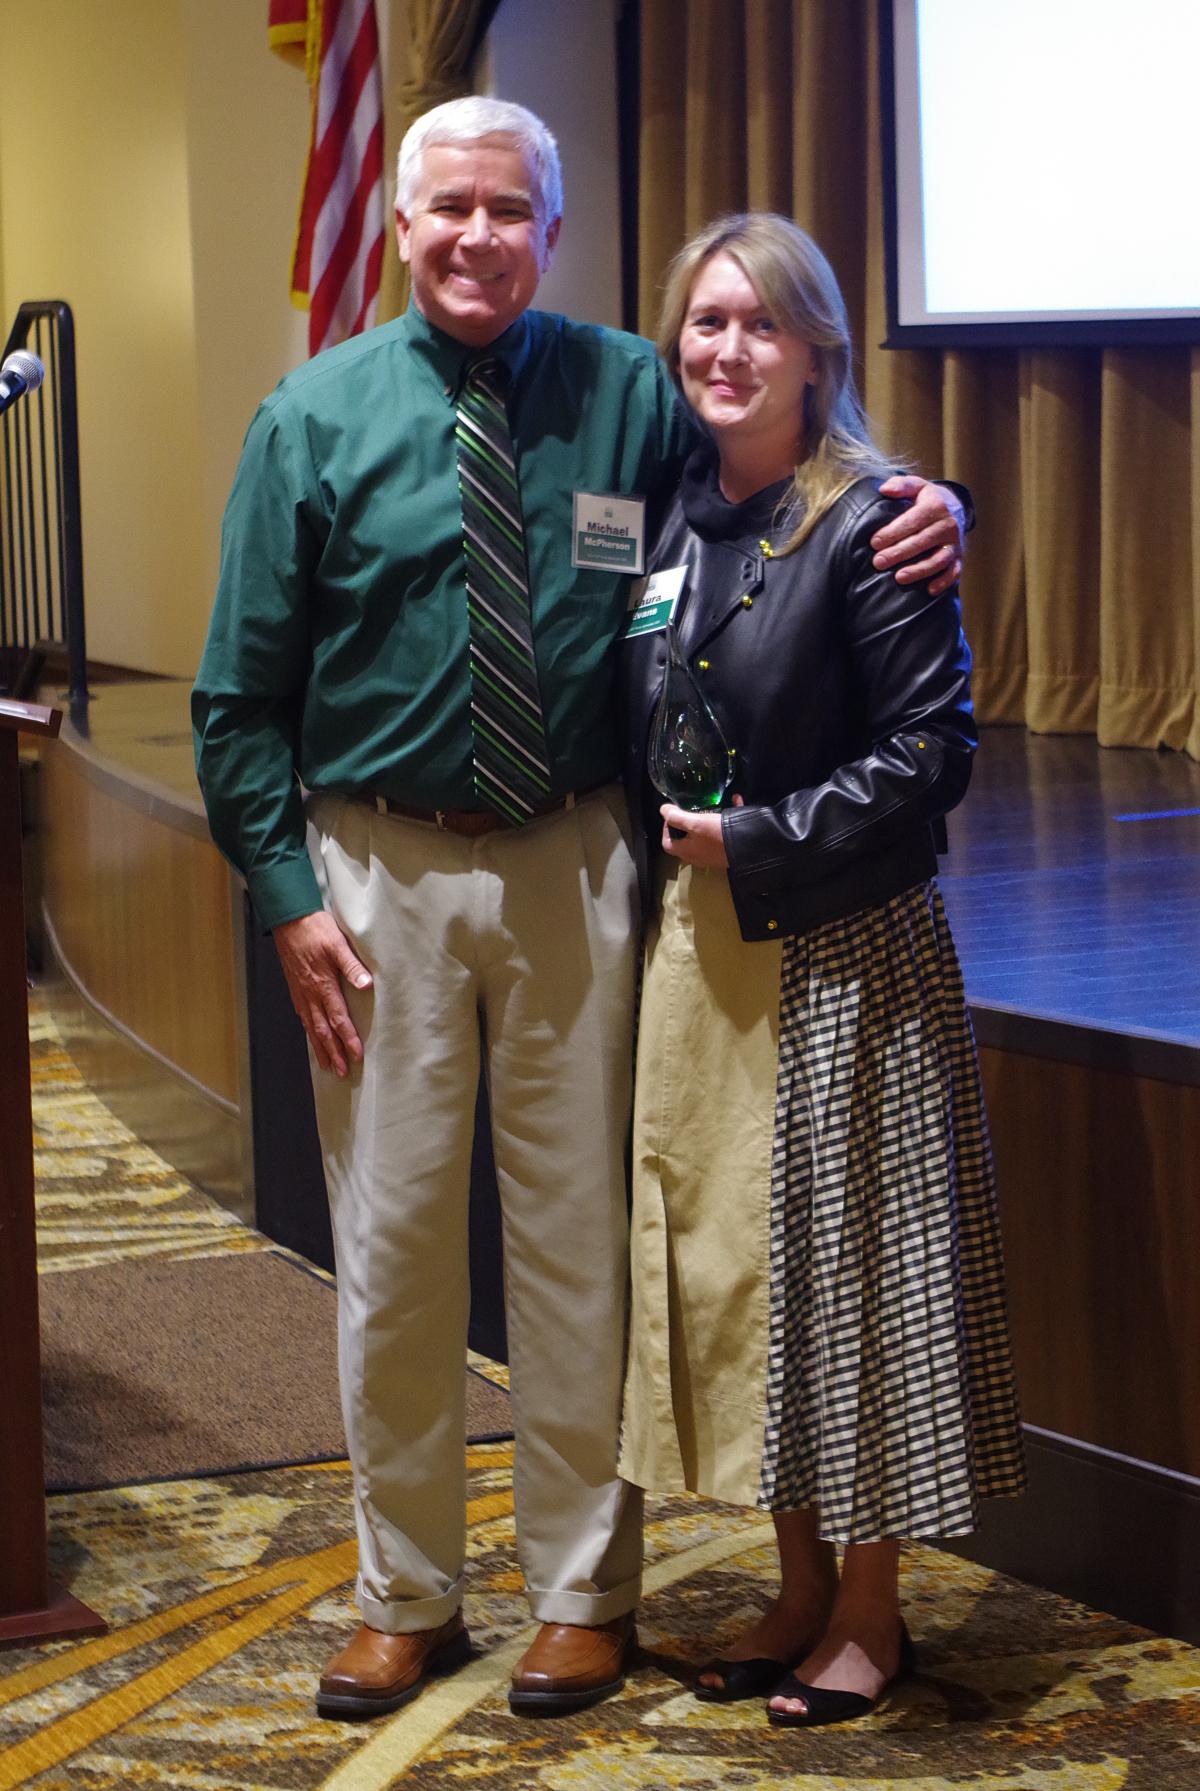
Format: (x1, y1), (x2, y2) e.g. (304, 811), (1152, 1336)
(396, 140), (559, 347)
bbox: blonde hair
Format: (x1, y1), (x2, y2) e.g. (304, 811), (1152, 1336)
(657, 213), (900, 551)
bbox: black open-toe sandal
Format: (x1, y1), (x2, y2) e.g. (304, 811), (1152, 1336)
(766, 1623), (916, 1728)
(694, 1655), (789, 1702)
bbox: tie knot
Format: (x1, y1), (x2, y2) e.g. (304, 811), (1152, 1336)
(464, 356), (508, 403)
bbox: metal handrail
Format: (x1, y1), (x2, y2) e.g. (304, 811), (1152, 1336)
(0, 302), (87, 723)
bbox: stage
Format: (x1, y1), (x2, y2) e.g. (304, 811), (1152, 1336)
(934, 730), (1200, 1642)
(940, 725), (1200, 1081)
(26, 680), (1200, 1642)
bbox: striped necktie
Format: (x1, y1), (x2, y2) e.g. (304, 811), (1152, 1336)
(455, 357), (551, 822)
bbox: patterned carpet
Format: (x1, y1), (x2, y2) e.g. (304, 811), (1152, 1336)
(8, 995), (1200, 1788)
(30, 1000), (264, 1278)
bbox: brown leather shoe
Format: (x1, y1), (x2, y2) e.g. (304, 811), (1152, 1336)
(508, 1612), (637, 1714)
(316, 1613), (471, 1719)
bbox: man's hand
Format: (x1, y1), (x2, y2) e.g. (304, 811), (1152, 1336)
(273, 911), (372, 1077)
(871, 476), (966, 595)
(660, 797), (743, 870)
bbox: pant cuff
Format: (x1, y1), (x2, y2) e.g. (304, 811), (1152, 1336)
(358, 1573), (464, 1635)
(526, 1574), (642, 1626)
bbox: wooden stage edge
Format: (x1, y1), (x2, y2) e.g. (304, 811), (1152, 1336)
(973, 1000), (1200, 1090)
(27, 685), (1200, 1645)
(30, 680), (252, 1226)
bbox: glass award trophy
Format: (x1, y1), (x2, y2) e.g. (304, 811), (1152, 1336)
(648, 624), (734, 833)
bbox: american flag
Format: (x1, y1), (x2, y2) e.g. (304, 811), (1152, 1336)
(269, 0), (387, 357)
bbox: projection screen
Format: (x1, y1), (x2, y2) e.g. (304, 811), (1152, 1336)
(881, 0), (1200, 347)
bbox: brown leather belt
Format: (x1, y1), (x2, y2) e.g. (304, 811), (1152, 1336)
(367, 784), (607, 838)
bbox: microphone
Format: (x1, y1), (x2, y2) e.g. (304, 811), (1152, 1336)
(0, 350), (45, 415)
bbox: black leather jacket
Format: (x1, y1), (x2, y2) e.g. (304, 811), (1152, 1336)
(620, 463), (977, 943)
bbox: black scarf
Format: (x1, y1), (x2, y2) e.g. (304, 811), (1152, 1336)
(678, 439), (795, 542)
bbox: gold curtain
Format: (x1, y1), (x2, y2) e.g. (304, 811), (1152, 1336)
(377, 0), (498, 323)
(637, 0), (1200, 757)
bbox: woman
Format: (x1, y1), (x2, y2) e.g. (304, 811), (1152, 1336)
(618, 214), (1025, 1727)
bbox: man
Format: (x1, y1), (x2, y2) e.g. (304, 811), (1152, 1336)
(193, 96), (965, 1721)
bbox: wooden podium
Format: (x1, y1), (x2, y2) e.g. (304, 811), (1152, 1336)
(0, 698), (105, 1646)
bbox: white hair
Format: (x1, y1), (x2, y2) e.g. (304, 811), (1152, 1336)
(395, 97), (563, 229)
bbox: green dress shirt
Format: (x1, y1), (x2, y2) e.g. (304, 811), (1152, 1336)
(192, 304), (694, 929)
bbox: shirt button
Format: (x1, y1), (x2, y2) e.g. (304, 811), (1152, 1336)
(741, 594), (753, 609)
(766, 919), (779, 931)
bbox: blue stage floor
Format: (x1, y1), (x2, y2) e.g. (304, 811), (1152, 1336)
(940, 727), (1200, 1078)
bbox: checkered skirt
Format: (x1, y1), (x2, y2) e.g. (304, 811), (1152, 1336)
(757, 881), (1026, 1538)
(620, 872), (1026, 1543)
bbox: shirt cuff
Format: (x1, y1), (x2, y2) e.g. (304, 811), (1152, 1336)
(943, 479), (975, 533)
(246, 856), (324, 932)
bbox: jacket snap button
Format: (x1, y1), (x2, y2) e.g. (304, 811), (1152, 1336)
(767, 919), (779, 931)
(698, 658), (710, 671)
(741, 594), (753, 609)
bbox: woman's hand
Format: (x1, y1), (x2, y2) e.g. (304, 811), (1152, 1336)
(660, 796), (743, 869)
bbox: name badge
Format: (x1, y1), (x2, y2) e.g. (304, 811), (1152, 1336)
(623, 565), (686, 639)
(572, 492), (646, 574)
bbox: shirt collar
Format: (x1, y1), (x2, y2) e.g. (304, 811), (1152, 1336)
(401, 302), (535, 402)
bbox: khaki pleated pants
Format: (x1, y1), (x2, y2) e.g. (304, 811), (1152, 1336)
(305, 786), (643, 1633)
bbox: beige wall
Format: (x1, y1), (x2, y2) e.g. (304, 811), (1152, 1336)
(481, 0), (622, 330)
(179, 0), (312, 656)
(0, 0), (310, 678)
(0, 0), (622, 681)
